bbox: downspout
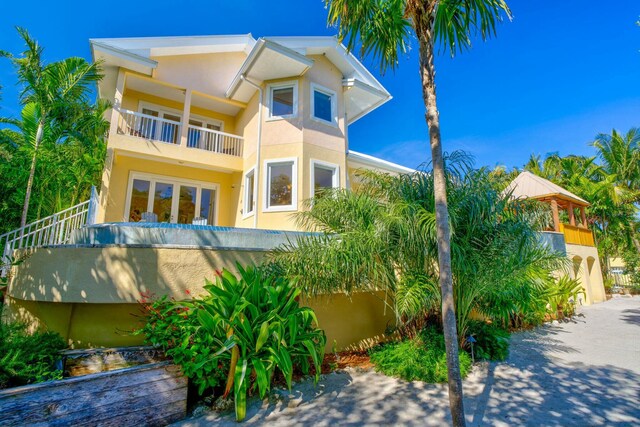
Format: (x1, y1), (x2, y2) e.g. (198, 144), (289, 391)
(240, 75), (263, 229)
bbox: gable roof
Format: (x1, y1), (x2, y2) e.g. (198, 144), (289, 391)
(89, 34), (391, 123)
(505, 171), (589, 206)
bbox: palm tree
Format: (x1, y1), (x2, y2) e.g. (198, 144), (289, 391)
(592, 128), (640, 200)
(324, 1), (511, 423)
(1, 27), (102, 228)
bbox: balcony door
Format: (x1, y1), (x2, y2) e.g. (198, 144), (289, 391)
(125, 173), (219, 225)
(138, 103), (182, 144)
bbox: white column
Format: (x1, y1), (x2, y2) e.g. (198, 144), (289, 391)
(180, 88), (192, 147)
(108, 70), (126, 138)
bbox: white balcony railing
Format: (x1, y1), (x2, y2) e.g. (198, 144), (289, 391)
(0, 187), (98, 276)
(116, 109), (243, 157)
(117, 109), (181, 145)
(187, 125), (243, 157)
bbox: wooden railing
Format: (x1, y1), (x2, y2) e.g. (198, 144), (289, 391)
(559, 223), (595, 246)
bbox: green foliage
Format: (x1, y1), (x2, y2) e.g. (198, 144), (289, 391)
(0, 322), (65, 388)
(134, 295), (229, 395)
(324, 0), (511, 72)
(0, 28), (107, 233)
(544, 276), (584, 319)
(272, 156), (564, 342)
(369, 326), (471, 383)
(138, 265), (326, 422)
(466, 321), (510, 362)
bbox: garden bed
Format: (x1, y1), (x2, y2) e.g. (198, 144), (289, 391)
(0, 347), (186, 426)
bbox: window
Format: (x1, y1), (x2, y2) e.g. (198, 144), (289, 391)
(311, 83), (337, 125)
(264, 158), (298, 212)
(268, 82), (298, 119)
(311, 160), (339, 198)
(125, 173), (219, 225)
(243, 169), (255, 217)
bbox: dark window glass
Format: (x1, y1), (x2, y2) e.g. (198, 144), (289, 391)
(313, 90), (332, 122)
(269, 163), (293, 207)
(314, 166), (334, 196)
(272, 87), (294, 117)
(129, 179), (150, 222)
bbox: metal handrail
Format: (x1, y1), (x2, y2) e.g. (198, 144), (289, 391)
(0, 187), (98, 276)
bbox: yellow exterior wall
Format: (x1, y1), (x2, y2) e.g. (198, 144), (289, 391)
(101, 154), (240, 226)
(5, 247), (393, 351)
(566, 243), (607, 305)
(121, 89), (237, 135)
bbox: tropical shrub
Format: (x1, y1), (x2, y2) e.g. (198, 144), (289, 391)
(0, 322), (65, 388)
(544, 276), (584, 319)
(466, 321), (510, 361)
(369, 326), (471, 383)
(135, 294), (229, 395)
(138, 265), (326, 422)
(272, 156), (564, 342)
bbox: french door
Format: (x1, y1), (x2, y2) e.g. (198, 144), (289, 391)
(126, 173), (218, 225)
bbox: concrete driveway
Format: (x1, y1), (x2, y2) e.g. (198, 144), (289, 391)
(176, 296), (640, 426)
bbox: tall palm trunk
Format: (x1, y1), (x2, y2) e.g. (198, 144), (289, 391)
(20, 120), (43, 228)
(414, 3), (466, 426)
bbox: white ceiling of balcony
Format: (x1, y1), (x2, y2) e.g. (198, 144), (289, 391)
(225, 40), (314, 103)
(125, 74), (242, 116)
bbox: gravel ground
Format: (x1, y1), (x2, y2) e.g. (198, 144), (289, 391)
(175, 296), (640, 426)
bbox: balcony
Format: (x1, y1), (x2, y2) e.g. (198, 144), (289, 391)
(117, 109), (243, 157)
(110, 109), (244, 172)
(559, 223), (595, 247)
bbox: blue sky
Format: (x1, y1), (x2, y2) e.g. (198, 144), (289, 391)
(1, 1), (638, 169)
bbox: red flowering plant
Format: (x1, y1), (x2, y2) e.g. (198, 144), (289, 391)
(134, 289), (229, 395)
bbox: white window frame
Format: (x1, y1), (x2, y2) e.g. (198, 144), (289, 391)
(123, 171), (220, 225)
(242, 167), (256, 219)
(266, 81), (298, 121)
(310, 159), (340, 198)
(310, 83), (338, 126)
(263, 157), (298, 213)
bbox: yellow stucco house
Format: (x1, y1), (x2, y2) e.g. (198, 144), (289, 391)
(92, 34), (412, 229)
(3, 35), (412, 349)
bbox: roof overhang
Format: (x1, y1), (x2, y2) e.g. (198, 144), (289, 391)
(225, 39), (314, 102)
(343, 78), (392, 124)
(347, 150), (415, 175)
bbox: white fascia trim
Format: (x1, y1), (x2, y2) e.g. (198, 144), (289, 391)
(225, 39), (314, 99)
(91, 34), (255, 54)
(310, 159), (340, 198)
(262, 157), (299, 213)
(343, 78), (393, 124)
(266, 36), (389, 95)
(90, 40), (158, 71)
(310, 83), (338, 127)
(347, 150), (415, 174)
(335, 41), (389, 95)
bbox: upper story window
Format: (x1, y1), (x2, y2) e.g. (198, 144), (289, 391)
(311, 160), (339, 198)
(264, 158), (298, 212)
(310, 83), (337, 125)
(268, 82), (298, 120)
